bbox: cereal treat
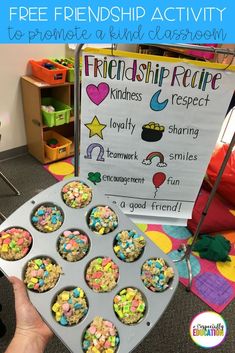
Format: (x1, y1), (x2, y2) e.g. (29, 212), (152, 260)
(82, 316), (119, 353)
(88, 206), (118, 235)
(61, 181), (92, 208)
(86, 257), (119, 292)
(31, 204), (63, 233)
(113, 288), (146, 325)
(113, 230), (146, 262)
(141, 258), (174, 292)
(24, 257), (62, 292)
(0, 228), (32, 261)
(58, 230), (90, 262)
(52, 287), (88, 326)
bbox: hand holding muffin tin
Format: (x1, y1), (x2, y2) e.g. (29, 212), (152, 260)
(0, 178), (178, 353)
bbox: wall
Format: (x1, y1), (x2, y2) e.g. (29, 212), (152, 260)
(0, 44), (136, 155)
(0, 44), (65, 154)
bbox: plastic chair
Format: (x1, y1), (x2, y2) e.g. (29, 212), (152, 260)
(0, 171), (20, 221)
(0, 172), (20, 196)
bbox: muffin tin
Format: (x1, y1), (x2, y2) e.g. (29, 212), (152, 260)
(0, 178), (178, 353)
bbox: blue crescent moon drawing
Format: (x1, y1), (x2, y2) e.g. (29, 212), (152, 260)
(150, 90), (169, 111)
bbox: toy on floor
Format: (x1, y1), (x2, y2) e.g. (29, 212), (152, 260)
(193, 234), (231, 262)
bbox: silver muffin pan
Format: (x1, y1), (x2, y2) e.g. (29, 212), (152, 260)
(0, 178), (179, 353)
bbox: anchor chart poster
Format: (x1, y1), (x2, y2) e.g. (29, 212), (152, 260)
(80, 48), (235, 224)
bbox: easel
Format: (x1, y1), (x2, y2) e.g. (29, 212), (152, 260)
(73, 43), (235, 291)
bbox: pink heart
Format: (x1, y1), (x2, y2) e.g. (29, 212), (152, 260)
(86, 83), (110, 105)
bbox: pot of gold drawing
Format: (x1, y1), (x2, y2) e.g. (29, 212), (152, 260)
(141, 122), (165, 142)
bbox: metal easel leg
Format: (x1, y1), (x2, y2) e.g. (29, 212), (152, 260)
(0, 172), (20, 221)
(174, 131), (235, 291)
(0, 172), (20, 195)
(174, 244), (193, 291)
(74, 44), (84, 177)
(0, 211), (6, 221)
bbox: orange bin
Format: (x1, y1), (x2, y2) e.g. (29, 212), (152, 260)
(30, 59), (67, 84)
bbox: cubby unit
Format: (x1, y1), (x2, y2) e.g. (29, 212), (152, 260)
(21, 76), (75, 164)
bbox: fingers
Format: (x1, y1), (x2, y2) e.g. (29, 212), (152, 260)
(9, 276), (30, 307)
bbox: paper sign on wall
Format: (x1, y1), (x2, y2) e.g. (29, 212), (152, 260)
(80, 49), (235, 223)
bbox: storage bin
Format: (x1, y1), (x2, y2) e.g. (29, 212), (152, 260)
(51, 58), (75, 83)
(41, 97), (71, 127)
(44, 131), (72, 161)
(30, 59), (67, 84)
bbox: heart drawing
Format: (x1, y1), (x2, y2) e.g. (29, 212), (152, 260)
(86, 83), (110, 105)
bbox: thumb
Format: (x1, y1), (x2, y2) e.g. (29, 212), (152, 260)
(9, 276), (30, 308)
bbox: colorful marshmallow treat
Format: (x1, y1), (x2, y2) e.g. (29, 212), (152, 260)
(113, 287), (146, 325)
(82, 316), (119, 353)
(86, 257), (119, 293)
(24, 257), (62, 292)
(61, 181), (92, 208)
(52, 287), (88, 326)
(31, 204), (64, 233)
(141, 258), (174, 292)
(58, 230), (90, 262)
(88, 206), (118, 235)
(113, 230), (146, 262)
(0, 228), (32, 261)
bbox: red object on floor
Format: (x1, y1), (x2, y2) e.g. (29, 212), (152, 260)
(187, 187), (235, 234)
(207, 144), (235, 207)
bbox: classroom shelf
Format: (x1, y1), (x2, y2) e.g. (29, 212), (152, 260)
(21, 76), (75, 164)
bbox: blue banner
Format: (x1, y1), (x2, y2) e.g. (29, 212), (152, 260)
(0, 0), (234, 43)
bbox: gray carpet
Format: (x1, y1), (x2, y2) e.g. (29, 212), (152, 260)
(0, 154), (234, 353)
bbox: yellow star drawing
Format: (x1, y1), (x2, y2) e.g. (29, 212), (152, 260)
(85, 116), (107, 139)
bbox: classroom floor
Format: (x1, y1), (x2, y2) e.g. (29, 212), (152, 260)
(0, 153), (234, 353)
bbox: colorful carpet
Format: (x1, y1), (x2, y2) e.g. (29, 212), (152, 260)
(44, 157), (75, 181)
(44, 158), (235, 313)
(138, 224), (235, 313)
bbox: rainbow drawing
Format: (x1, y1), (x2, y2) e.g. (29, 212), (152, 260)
(142, 151), (167, 167)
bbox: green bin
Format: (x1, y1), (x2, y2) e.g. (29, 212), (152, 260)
(51, 58), (75, 83)
(41, 97), (71, 127)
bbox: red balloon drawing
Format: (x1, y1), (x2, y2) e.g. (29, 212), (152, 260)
(152, 172), (166, 192)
